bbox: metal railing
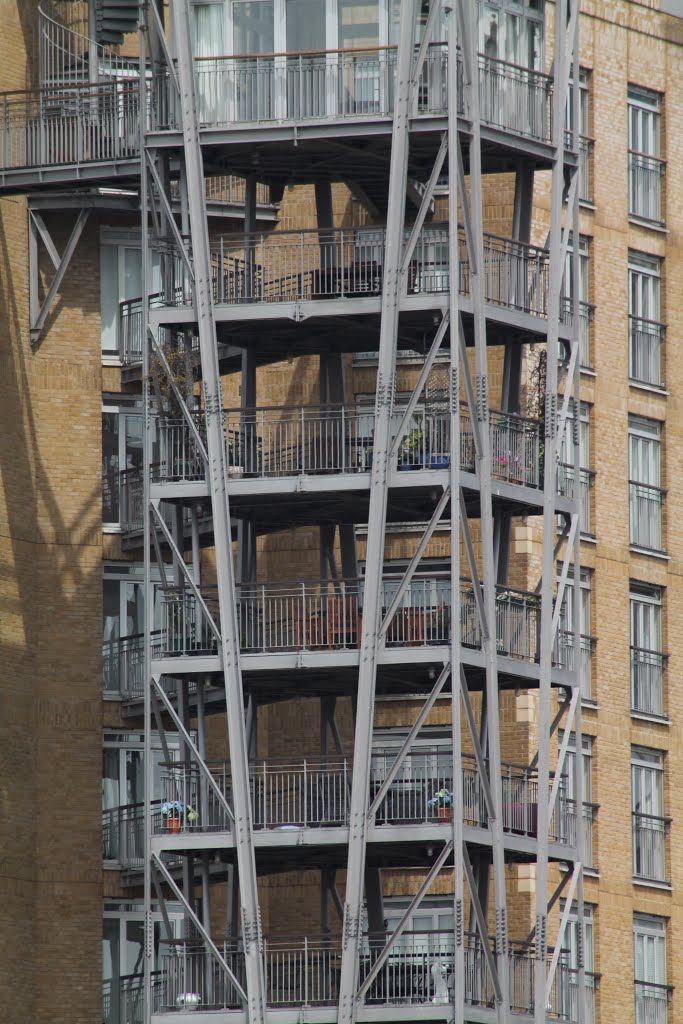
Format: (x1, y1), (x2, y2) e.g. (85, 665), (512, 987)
(553, 632), (596, 702)
(102, 800), (151, 867)
(119, 467), (144, 534)
(556, 463), (595, 533)
(629, 316), (665, 389)
(632, 811), (669, 883)
(119, 297), (144, 366)
(0, 81), (144, 170)
(158, 932), (572, 1015)
(629, 151), (665, 223)
(578, 136), (594, 203)
(102, 971), (156, 1024)
(479, 54), (552, 141)
(102, 630), (150, 697)
(560, 298), (595, 368)
(566, 970), (598, 1024)
(143, 224), (551, 319)
(214, 403), (540, 485)
(631, 647), (667, 717)
(629, 481), (665, 551)
(38, 0), (139, 88)
(634, 981), (670, 1024)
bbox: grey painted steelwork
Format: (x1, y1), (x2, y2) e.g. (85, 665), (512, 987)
(122, 2), (585, 1023)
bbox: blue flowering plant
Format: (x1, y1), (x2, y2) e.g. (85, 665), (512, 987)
(427, 788), (453, 811)
(161, 800), (199, 823)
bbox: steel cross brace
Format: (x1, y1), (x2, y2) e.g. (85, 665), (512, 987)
(336, 4), (418, 1022)
(151, 853), (248, 1001)
(457, 4), (514, 1020)
(356, 840), (455, 1003)
(152, 675), (235, 824)
(388, 312), (450, 459)
(29, 208), (90, 347)
(168, 5), (266, 1023)
(534, 5), (580, 1024)
(148, 327), (209, 464)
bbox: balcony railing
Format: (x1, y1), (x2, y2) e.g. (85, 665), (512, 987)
(102, 630), (149, 697)
(0, 81), (143, 171)
(629, 481), (665, 551)
(213, 403), (541, 484)
(634, 981), (670, 1024)
(632, 812), (669, 883)
(631, 647), (667, 718)
(158, 933), (572, 1016)
(556, 463), (595, 532)
(152, 576), (544, 661)
(578, 136), (594, 204)
(102, 801), (148, 866)
(629, 151), (665, 224)
(103, 972), (157, 1024)
(148, 225), (551, 320)
(566, 970), (598, 1024)
(156, 752), (576, 847)
(629, 316), (665, 389)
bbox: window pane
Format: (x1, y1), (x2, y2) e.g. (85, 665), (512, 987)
(233, 1), (274, 53)
(102, 412), (120, 523)
(100, 244), (119, 355)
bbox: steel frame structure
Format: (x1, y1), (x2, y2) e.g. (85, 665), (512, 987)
(0, 0), (587, 1021)
(135, 2), (587, 1023)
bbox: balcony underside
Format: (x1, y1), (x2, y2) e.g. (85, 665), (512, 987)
(0, 116), (557, 200)
(153, 825), (575, 867)
(120, 652), (573, 719)
(146, 473), (553, 532)
(154, 307), (567, 379)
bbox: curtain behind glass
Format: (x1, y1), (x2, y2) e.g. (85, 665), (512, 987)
(193, 4), (226, 122)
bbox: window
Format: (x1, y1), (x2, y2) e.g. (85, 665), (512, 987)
(100, 230), (161, 361)
(628, 86), (664, 223)
(559, 731), (595, 869)
(628, 416), (664, 551)
(102, 400), (143, 527)
(193, 3), (227, 122)
(556, 568), (593, 701)
(102, 562), (164, 695)
(479, 1), (544, 71)
(103, 900), (183, 1024)
(628, 251), (664, 388)
(633, 915), (668, 1024)
(565, 69), (592, 203)
(102, 731), (179, 862)
(630, 584), (665, 718)
(557, 400), (593, 534)
(364, 896), (455, 961)
(562, 236), (592, 367)
(561, 903), (595, 1024)
(631, 747), (667, 883)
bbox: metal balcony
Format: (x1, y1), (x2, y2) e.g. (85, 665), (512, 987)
(628, 316), (665, 389)
(149, 576), (548, 664)
(102, 630), (147, 697)
(631, 647), (667, 718)
(634, 981), (670, 1024)
(147, 225), (552, 322)
(103, 972), (150, 1024)
(153, 752), (575, 849)
(156, 934), (573, 1017)
(629, 481), (666, 552)
(632, 812), (669, 884)
(161, 48), (551, 143)
(629, 151), (665, 224)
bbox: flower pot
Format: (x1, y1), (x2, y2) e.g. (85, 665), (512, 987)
(228, 466), (245, 479)
(430, 455), (450, 469)
(438, 806), (453, 821)
(167, 816), (181, 833)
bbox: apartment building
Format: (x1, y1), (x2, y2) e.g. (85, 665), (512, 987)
(1, 2), (682, 1024)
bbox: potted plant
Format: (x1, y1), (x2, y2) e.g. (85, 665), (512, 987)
(162, 800), (199, 833)
(399, 427), (425, 470)
(428, 788), (453, 821)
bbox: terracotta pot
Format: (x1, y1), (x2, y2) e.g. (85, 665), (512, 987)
(438, 806), (453, 821)
(167, 816), (181, 833)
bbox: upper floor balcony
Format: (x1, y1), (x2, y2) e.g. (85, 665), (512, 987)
(0, 49), (554, 193)
(154, 933), (576, 1021)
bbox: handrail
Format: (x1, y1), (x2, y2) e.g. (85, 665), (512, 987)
(628, 313), (666, 332)
(628, 479), (667, 496)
